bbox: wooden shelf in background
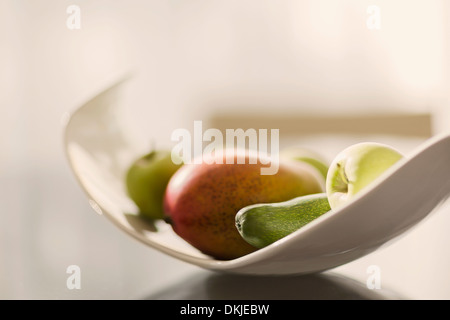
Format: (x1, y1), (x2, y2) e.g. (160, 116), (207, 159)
(208, 113), (432, 138)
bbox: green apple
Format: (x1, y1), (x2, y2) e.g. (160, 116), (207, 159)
(326, 142), (403, 209)
(280, 147), (329, 180)
(126, 150), (183, 220)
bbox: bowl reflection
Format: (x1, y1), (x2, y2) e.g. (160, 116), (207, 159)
(143, 270), (404, 300)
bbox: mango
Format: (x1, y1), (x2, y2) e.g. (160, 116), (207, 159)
(163, 151), (325, 260)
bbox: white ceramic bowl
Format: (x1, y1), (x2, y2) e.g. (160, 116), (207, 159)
(63, 76), (450, 275)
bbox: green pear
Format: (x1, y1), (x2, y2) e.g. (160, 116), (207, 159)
(326, 142), (403, 209)
(280, 147), (329, 180)
(126, 150), (182, 220)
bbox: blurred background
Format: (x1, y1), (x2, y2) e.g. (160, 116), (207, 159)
(1, 0), (450, 299)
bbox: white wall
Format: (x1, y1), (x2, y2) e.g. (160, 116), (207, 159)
(1, 0), (448, 169)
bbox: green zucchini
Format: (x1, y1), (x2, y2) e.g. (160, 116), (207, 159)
(235, 193), (331, 248)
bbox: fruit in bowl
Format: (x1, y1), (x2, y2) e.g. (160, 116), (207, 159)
(124, 142), (403, 261)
